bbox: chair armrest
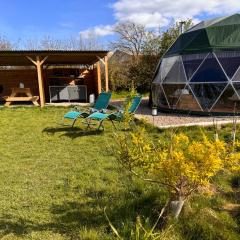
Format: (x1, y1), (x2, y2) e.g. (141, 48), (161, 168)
(90, 108), (98, 113)
(90, 108), (109, 114)
(73, 106), (85, 112)
(101, 109), (108, 113)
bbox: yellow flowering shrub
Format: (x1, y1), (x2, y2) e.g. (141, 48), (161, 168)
(121, 88), (138, 130)
(114, 127), (240, 217)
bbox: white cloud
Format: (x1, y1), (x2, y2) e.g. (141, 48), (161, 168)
(112, 0), (240, 27)
(80, 0), (240, 38)
(121, 12), (170, 28)
(80, 25), (114, 39)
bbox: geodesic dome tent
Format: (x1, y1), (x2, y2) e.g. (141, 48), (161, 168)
(152, 14), (240, 114)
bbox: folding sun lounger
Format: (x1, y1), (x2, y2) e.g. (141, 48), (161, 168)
(62, 92), (112, 127)
(85, 95), (142, 130)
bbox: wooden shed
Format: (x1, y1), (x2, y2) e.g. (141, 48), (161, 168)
(0, 50), (109, 107)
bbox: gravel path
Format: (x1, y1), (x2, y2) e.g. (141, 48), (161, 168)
(111, 98), (239, 129)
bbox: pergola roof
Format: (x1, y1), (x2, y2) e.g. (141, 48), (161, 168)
(0, 50), (109, 66)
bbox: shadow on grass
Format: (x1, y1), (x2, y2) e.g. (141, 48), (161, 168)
(64, 129), (104, 139)
(0, 215), (58, 237)
(0, 190), (164, 238)
(42, 127), (104, 139)
(48, 188), (165, 237)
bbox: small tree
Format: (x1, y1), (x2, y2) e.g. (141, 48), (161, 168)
(120, 88), (138, 130)
(114, 128), (240, 218)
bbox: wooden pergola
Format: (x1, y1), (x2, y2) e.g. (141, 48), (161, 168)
(0, 50), (109, 107)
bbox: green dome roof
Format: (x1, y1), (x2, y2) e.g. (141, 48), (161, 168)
(166, 14), (240, 56)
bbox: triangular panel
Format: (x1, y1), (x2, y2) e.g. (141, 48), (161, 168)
(152, 83), (169, 108)
(211, 14), (240, 27)
(232, 82), (240, 98)
(188, 16), (227, 32)
(166, 30), (202, 56)
(159, 56), (178, 82)
(152, 60), (161, 82)
(175, 85), (202, 111)
(190, 83), (227, 111)
(153, 63), (162, 84)
(186, 29), (211, 53)
(215, 51), (240, 79)
(163, 56), (187, 83)
(182, 53), (208, 80)
(211, 84), (238, 113)
(162, 83), (186, 108)
(232, 66), (240, 81)
(190, 53), (228, 83)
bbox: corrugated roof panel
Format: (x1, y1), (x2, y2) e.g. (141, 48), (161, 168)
(0, 50), (109, 66)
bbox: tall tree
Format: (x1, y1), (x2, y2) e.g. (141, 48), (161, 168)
(127, 31), (162, 92)
(110, 20), (193, 93)
(112, 22), (147, 59)
(128, 19), (193, 93)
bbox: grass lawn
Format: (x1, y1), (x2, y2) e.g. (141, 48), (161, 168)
(112, 91), (149, 99)
(0, 107), (239, 239)
(0, 107), (161, 240)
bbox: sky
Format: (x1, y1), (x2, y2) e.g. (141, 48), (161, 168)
(1, 0), (240, 47)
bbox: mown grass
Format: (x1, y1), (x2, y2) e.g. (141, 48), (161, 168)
(0, 107), (239, 239)
(112, 91), (149, 99)
(0, 107), (166, 239)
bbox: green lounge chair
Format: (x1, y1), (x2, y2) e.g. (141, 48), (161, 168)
(86, 95), (142, 130)
(62, 92), (112, 127)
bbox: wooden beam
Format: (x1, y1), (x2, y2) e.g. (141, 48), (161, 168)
(26, 56), (48, 107)
(97, 56), (105, 65)
(104, 56), (109, 92)
(97, 61), (102, 94)
(26, 56), (48, 66)
(26, 56), (37, 65)
(36, 56), (46, 107)
(40, 56), (48, 65)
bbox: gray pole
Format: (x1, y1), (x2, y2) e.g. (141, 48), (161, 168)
(179, 21), (186, 34)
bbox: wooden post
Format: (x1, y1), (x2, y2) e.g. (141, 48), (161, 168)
(36, 56), (45, 107)
(97, 61), (102, 94)
(104, 56), (109, 92)
(26, 56), (48, 107)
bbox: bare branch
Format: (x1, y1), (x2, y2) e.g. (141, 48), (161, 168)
(0, 36), (13, 50)
(131, 170), (180, 192)
(111, 21), (147, 58)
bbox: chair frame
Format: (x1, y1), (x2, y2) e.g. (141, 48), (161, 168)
(61, 92), (112, 127)
(85, 95), (142, 131)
